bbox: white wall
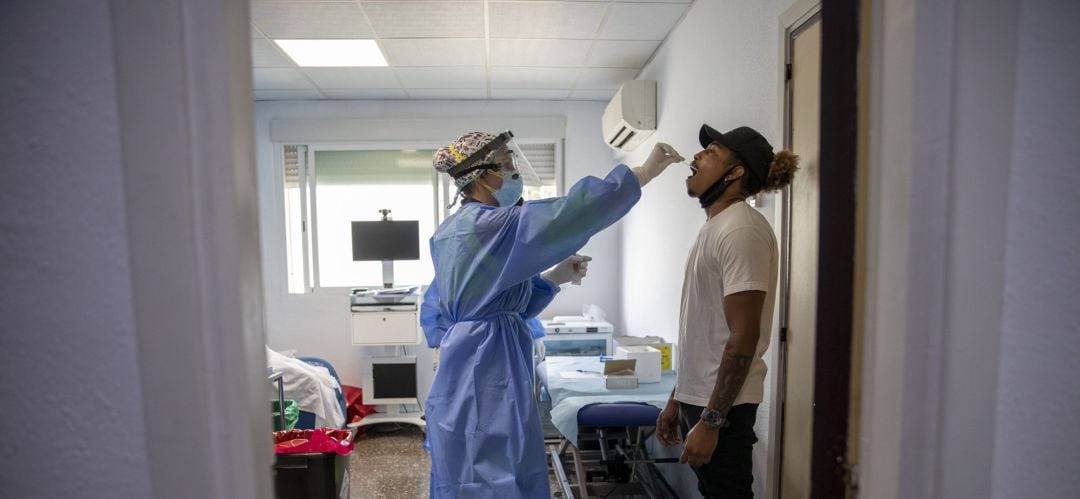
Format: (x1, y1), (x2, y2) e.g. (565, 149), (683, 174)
(0, 3), (153, 497)
(614, 1), (796, 497)
(992, 0), (1080, 496)
(254, 100), (621, 399)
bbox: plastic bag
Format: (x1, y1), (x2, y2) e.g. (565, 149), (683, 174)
(272, 399), (299, 431)
(273, 428), (354, 455)
(340, 385), (377, 424)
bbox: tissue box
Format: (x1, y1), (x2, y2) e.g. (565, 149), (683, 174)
(603, 359), (639, 389)
(615, 345), (661, 383)
(615, 336), (674, 372)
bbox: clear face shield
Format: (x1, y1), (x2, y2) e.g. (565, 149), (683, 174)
(448, 130), (542, 188)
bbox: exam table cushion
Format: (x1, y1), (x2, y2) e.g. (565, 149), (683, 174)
(577, 401), (661, 427)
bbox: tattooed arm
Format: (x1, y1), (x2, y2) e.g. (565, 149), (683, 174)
(705, 290), (766, 416)
(680, 289), (766, 466)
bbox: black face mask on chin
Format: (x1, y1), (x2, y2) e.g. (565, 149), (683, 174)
(697, 165), (739, 208)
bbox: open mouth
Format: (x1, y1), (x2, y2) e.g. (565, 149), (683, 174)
(688, 163), (699, 178)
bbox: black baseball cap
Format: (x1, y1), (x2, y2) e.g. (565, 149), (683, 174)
(699, 124), (775, 185)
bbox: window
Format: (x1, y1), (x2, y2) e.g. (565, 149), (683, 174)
(283, 142), (562, 293)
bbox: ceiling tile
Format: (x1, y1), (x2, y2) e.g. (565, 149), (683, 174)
(251, 38), (294, 68)
(568, 89), (616, 101)
(489, 1), (607, 39)
(490, 89), (571, 100)
(380, 39), (485, 67)
(253, 68), (316, 90)
(585, 40), (661, 68)
(597, 2), (687, 40)
(300, 68), (400, 88)
(321, 89), (409, 100)
(251, 2), (374, 39)
(490, 39), (592, 67)
(575, 68), (639, 90)
(490, 67), (580, 89)
(407, 89), (488, 100)
(254, 89), (324, 101)
(362, 2), (484, 38)
(395, 67), (487, 89)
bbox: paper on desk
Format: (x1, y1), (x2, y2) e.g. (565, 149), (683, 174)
(560, 370), (601, 379)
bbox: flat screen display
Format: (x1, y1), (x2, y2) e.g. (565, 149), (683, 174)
(351, 220), (420, 261)
(372, 362), (418, 399)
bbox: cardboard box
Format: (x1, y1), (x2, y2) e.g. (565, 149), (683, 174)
(603, 359), (639, 389)
(615, 345), (661, 383)
(615, 336), (674, 372)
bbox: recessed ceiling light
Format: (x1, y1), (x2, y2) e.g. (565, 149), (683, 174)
(274, 39), (388, 67)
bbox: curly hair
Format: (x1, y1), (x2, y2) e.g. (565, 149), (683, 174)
(760, 150), (799, 193)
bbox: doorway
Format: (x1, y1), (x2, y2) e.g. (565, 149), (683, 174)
(778, 4), (822, 499)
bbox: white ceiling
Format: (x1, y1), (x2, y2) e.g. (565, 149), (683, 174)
(250, 0), (692, 101)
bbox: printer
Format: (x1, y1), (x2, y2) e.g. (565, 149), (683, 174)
(349, 287), (420, 345)
(541, 317), (614, 335)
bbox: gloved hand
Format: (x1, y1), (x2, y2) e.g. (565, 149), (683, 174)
(542, 254), (592, 286)
(631, 142), (684, 187)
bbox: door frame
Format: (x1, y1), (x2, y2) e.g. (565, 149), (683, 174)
(776, 0), (861, 497)
(812, 0), (861, 497)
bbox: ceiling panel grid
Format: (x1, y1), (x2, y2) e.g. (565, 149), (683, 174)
(249, 0), (693, 101)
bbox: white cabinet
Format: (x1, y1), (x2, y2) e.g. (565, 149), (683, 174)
(350, 305), (420, 345)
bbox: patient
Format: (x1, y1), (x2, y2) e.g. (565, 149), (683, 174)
(655, 125), (798, 498)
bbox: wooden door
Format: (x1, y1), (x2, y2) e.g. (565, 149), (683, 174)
(780, 13), (822, 499)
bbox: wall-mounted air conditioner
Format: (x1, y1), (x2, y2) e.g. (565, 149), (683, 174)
(602, 80), (657, 151)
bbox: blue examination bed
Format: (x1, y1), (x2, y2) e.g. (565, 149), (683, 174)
(537, 356), (680, 498)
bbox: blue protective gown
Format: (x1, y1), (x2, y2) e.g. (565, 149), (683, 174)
(420, 164), (641, 498)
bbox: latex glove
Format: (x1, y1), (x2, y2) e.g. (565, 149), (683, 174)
(631, 143), (684, 187)
(541, 254), (592, 286)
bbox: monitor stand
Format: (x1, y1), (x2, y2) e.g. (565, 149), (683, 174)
(382, 260), (394, 288)
(347, 403), (426, 432)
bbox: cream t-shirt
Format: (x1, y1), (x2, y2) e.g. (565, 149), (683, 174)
(673, 201), (778, 408)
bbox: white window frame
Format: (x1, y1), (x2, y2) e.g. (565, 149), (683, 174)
(282, 139), (564, 295)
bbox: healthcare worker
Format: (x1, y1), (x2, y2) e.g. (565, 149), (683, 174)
(421, 130), (682, 498)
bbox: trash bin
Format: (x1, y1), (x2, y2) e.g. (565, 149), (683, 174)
(272, 429), (354, 499)
(273, 452), (348, 499)
(272, 399), (299, 431)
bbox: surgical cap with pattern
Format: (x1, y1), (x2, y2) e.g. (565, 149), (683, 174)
(433, 131), (500, 189)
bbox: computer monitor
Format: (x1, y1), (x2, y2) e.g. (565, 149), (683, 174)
(362, 356), (419, 405)
(351, 220), (420, 261)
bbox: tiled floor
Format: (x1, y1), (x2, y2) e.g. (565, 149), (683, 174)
(347, 426), (565, 498)
(348, 426), (430, 499)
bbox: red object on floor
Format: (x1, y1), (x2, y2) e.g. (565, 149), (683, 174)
(341, 384), (377, 425)
(273, 428), (354, 455)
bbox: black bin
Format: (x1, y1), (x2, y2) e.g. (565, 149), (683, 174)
(273, 451), (348, 499)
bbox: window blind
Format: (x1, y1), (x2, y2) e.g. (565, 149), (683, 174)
(520, 143), (557, 186)
(284, 145), (300, 189)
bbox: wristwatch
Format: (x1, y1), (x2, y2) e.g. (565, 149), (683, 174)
(700, 408), (730, 429)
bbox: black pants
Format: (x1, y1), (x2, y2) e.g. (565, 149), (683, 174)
(677, 402), (759, 499)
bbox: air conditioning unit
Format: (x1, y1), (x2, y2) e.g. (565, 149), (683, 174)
(602, 80), (657, 151)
